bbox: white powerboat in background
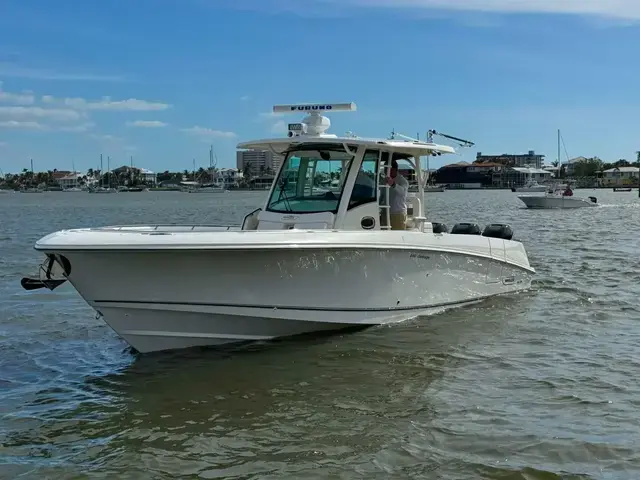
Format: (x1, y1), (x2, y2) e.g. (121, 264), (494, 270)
(511, 180), (547, 192)
(517, 128), (598, 208)
(21, 102), (535, 354)
(518, 185), (598, 209)
(181, 182), (228, 193)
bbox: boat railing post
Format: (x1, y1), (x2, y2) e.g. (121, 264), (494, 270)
(379, 151), (391, 230)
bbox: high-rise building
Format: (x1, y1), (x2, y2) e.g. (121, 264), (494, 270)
(236, 150), (283, 175)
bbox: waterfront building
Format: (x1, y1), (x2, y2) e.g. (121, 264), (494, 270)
(601, 166), (639, 186)
(434, 161), (552, 188)
(216, 168), (244, 188)
(475, 150), (545, 169)
(111, 165), (157, 185)
(57, 172), (83, 189)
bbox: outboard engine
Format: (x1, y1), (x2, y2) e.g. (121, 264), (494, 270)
(451, 223), (481, 235)
(588, 196), (597, 203)
(510, 187), (516, 192)
(482, 223), (514, 240)
(432, 222), (449, 234)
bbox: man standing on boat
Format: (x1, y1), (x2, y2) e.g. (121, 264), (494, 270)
(386, 159), (409, 230)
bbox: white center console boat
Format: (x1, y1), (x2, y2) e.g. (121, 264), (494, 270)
(21, 102), (536, 353)
(518, 185), (598, 209)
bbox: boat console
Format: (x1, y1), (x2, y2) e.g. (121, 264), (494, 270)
(238, 102), (474, 233)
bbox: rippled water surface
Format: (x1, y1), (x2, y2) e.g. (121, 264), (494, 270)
(1, 189), (640, 479)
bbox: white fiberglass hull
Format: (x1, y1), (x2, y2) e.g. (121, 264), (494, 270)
(518, 194), (598, 209)
(33, 229), (534, 353)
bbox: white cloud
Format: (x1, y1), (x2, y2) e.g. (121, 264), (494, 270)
(0, 81), (35, 105)
(0, 106), (82, 121)
(261, 0), (640, 20)
(58, 122), (95, 133)
(181, 126), (237, 140)
(259, 111), (283, 119)
(0, 119), (93, 132)
(126, 120), (168, 128)
(270, 120), (287, 134)
(43, 95), (171, 111)
(88, 133), (136, 154)
(89, 133), (120, 141)
(0, 62), (127, 82)
(240, 95), (250, 101)
(0, 141), (7, 146)
(0, 120), (46, 130)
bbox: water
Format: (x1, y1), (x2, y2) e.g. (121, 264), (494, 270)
(1, 189), (639, 479)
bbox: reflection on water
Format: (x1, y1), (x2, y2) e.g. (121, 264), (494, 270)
(1, 189), (640, 478)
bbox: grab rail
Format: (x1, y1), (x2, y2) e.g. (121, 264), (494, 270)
(99, 224), (241, 231)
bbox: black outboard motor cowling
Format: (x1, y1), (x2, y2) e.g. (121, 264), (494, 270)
(431, 222), (449, 234)
(588, 196), (597, 203)
(482, 223), (514, 240)
(451, 223), (482, 235)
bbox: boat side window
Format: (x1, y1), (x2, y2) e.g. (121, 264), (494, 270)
(266, 146), (355, 214)
(349, 150), (379, 209)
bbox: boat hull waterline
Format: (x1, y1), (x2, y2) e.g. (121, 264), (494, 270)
(31, 228), (534, 353)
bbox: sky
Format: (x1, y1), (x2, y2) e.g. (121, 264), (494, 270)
(0, 0), (639, 174)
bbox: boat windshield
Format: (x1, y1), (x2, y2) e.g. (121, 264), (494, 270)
(266, 145), (356, 214)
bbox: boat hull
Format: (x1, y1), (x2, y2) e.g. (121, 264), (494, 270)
(38, 242), (533, 353)
(518, 194), (597, 209)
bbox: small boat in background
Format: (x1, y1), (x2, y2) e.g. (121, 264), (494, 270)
(518, 184), (598, 209)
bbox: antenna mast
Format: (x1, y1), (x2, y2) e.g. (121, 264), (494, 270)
(427, 129), (475, 148)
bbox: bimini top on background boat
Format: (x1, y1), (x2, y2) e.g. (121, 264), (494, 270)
(21, 102), (535, 354)
(511, 180), (547, 193)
